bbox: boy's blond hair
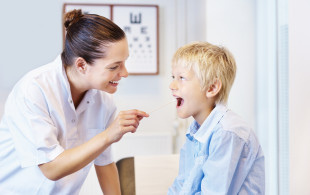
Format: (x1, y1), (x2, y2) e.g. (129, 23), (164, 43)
(172, 41), (236, 104)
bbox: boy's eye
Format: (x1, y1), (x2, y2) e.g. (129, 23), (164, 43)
(179, 76), (185, 80)
(171, 75), (175, 79)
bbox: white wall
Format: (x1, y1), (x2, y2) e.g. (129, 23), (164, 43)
(289, 0), (310, 194)
(206, 0), (256, 128)
(0, 0), (62, 90)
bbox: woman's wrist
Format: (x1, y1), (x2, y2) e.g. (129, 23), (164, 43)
(98, 129), (114, 147)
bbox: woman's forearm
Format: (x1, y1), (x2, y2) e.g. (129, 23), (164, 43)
(95, 163), (121, 195)
(39, 130), (111, 181)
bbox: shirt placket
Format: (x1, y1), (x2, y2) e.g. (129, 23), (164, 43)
(66, 98), (79, 147)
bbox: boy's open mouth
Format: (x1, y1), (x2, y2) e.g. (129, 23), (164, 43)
(176, 97), (184, 107)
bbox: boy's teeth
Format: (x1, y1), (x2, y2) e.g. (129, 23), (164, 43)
(110, 81), (119, 84)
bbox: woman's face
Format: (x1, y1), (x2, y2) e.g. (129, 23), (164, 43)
(85, 38), (129, 94)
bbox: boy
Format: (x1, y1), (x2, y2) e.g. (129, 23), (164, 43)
(168, 42), (264, 194)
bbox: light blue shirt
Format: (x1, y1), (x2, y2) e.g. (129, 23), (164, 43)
(0, 56), (116, 194)
(168, 104), (265, 195)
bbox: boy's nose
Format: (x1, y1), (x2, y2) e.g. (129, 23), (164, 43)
(169, 80), (177, 90)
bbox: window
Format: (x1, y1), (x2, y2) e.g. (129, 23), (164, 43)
(256, 0), (289, 194)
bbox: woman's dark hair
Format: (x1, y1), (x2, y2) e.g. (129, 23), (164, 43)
(61, 9), (126, 66)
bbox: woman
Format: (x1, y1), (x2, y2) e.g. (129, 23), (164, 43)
(0, 9), (148, 194)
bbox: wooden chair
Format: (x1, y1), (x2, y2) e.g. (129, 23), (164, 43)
(116, 154), (179, 195)
(116, 157), (136, 195)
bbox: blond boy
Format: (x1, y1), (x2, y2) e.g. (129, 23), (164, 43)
(168, 42), (265, 194)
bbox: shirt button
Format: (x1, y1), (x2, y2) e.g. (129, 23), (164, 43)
(87, 101), (89, 104)
(70, 100), (73, 104)
(71, 119), (75, 123)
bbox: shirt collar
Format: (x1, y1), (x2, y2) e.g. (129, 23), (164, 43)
(53, 55), (71, 99)
(186, 104), (229, 143)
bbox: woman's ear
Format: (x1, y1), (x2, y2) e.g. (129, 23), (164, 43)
(74, 57), (87, 74)
(206, 79), (222, 98)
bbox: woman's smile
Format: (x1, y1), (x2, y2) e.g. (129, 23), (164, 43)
(109, 80), (120, 87)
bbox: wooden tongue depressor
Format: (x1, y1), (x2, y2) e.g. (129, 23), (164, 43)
(148, 99), (176, 114)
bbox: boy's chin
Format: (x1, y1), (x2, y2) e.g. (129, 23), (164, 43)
(177, 112), (190, 119)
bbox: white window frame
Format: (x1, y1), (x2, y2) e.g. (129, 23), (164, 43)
(256, 0), (289, 194)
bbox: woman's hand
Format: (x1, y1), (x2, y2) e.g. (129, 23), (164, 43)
(105, 109), (149, 143)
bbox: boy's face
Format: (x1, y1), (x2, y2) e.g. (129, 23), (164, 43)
(170, 65), (212, 125)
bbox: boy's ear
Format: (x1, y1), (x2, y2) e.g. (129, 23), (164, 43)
(74, 57), (87, 74)
(206, 79), (222, 98)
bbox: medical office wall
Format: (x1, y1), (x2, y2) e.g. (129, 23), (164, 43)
(0, 0), (262, 194)
(0, 0), (255, 154)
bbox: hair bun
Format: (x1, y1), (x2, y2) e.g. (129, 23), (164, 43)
(64, 9), (83, 30)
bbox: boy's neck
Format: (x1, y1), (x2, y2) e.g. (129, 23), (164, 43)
(194, 103), (216, 126)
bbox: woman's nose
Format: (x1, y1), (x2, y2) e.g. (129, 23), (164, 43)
(120, 66), (129, 78)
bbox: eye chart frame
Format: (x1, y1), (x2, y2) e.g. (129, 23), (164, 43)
(63, 3), (159, 75)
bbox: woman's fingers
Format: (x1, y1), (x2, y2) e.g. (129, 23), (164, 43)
(118, 110), (148, 129)
(118, 109), (149, 127)
(121, 126), (137, 134)
(119, 109), (149, 118)
(119, 113), (142, 121)
(106, 109), (149, 143)
(119, 118), (139, 128)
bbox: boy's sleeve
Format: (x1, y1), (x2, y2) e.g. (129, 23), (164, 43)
(168, 138), (189, 194)
(200, 130), (254, 195)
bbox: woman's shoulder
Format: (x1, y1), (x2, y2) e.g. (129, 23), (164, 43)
(25, 57), (61, 81)
(11, 57), (63, 99)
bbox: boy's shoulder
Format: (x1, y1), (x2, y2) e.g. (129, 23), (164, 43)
(218, 110), (253, 143)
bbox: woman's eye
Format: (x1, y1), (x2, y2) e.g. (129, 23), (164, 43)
(109, 65), (119, 70)
(179, 76), (185, 80)
(171, 75), (175, 79)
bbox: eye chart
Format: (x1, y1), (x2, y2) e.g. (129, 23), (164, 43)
(63, 4), (159, 75)
(112, 5), (158, 75)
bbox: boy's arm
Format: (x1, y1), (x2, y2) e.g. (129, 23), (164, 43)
(200, 131), (251, 194)
(168, 139), (190, 194)
(95, 163), (121, 195)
